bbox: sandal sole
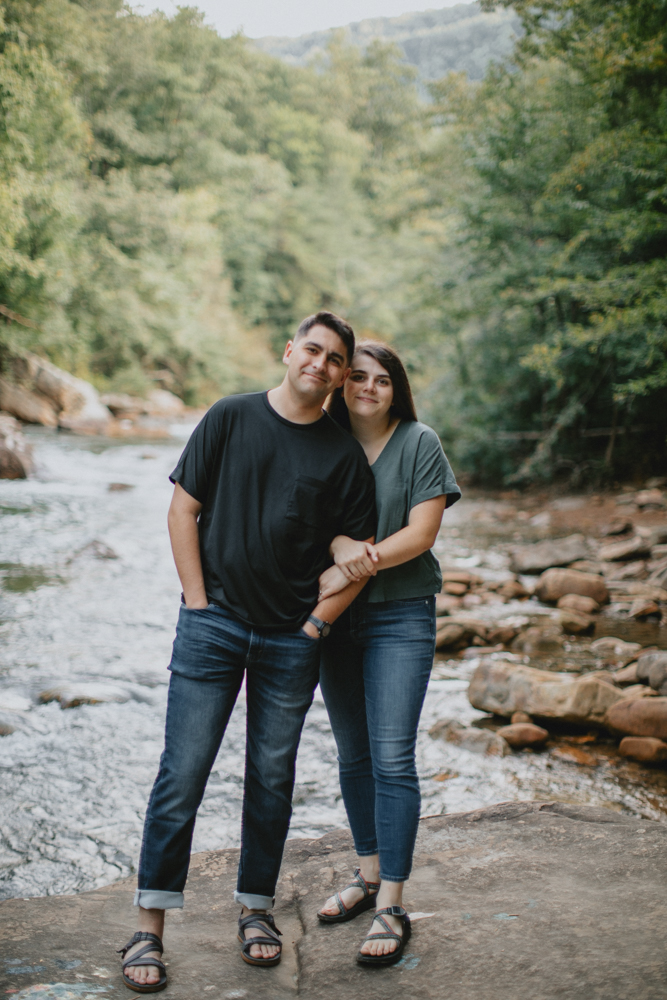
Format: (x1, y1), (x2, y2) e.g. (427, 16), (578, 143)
(356, 926), (412, 966)
(317, 892), (378, 924)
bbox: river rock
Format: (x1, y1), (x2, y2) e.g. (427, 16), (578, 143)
(468, 659), (625, 724)
(535, 568), (608, 604)
(612, 662), (639, 685)
(602, 518), (633, 536)
(618, 736), (667, 763)
(435, 593), (462, 614)
(598, 536), (652, 561)
(441, 570), (483, 586)
(443, 581), (467, 595)
(511, 710), (532, 723)
(509, 533), (588, 574)
(435, 622), (469, 649)
(429, 718), (509, 756)
(636, 651), (667, 692)
(590, 637), (642, 666)
(629, 598), (659, 619)
(0, 353), (112, 433)
(512, 624), (564, 655)
(605, 697), (667, 739)
(144, 388), (185, 417)
(556, 593), (599, 614)
(496, 722), (549, 748)
(606, 580), (667, 602)
(0, 413), (33, 478)
(635, 488), (665, 509)
(487, 624), (520, 646)
(39, 683), (131, 708)
(569, 559), (607, 575)
(556, 609), (595, 634)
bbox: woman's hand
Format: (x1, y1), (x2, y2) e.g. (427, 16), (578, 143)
(330, 535), (380, 582)
(318, 564), (352, 601)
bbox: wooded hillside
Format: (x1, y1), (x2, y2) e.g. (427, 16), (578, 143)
(0, 0), (665, 483)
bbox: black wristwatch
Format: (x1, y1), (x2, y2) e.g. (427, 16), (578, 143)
(307, 614), (331, 638)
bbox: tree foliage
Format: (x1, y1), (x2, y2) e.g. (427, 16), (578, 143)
(0, 0), (664, 482)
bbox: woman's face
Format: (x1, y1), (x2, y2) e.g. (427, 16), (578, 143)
(343, 352), (394, 422)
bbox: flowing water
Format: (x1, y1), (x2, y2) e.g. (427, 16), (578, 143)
(0, 429), (666, 901)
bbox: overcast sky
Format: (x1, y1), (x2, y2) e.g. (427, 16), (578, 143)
(134, 0), (473, 39)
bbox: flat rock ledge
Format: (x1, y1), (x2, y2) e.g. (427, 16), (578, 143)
(2, 802), (667, 1000)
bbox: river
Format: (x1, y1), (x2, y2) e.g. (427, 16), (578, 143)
(0, 429), (665, 901)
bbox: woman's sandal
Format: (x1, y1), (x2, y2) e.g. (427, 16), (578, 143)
(317, 867), (381, 924)
(117, 931), (167, 993)
(356, 905), (412, 967)
(237, 911), (283, 967)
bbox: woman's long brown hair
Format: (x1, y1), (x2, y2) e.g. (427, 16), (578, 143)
(327, 339), (418, 430)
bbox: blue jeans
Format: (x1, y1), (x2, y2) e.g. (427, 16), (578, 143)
(319, 596), (435, 883)
(135, 603), (320, 911)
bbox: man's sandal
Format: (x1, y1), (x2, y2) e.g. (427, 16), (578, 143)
(237, 911), (283, 967)
(117, 931), (167, 993)
(356, 905), (412, 966)
(317, 867), (381, 924)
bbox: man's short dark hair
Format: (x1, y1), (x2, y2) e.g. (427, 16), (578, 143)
(295, 311), (355, 365)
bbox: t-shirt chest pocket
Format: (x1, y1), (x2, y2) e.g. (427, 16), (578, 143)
(286, 474), (340, 532)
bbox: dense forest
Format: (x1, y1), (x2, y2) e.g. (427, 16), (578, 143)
(0, 0), (665, 483)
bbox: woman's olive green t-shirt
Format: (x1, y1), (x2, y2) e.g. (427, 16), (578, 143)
(364, 420), (461, 603)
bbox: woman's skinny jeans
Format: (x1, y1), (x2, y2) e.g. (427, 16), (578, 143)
(319, 595), (435, 883)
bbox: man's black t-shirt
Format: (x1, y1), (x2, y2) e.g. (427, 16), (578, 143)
(169, 391), (376, 630)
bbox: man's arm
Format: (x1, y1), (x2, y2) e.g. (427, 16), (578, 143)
(167, 482), (208, 609)
(301, 537), (374, 638)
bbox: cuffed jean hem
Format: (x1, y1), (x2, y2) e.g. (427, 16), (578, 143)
(134, 889), (184, 909)
(234, 890), (274, 909)
(356, 848), (379, 857)
(378, 872), (410, 883)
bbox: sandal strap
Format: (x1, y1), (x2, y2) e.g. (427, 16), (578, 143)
(123, 955), (167, 973)
(364, 931), (403, 944)
(375, 905), (409, 920)
(117, 931), (164, 958)
(238, 912), (282, 942)
(352, 867), (381, 894)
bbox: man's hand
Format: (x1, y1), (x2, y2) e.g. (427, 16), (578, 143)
(330, 535), (380, 581)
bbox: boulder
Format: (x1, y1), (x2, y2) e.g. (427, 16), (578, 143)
(598, 536), (652, 561)
(38, 683), (130, 709)
(0, 413), (33, 478)
(556, 593), (599, 614)
(620, 684), (658, 699)
(443, 581), (467, 596)
(0, 353), (112, 434)
(468, 659), (625, 725)
(0, 377), (57, 426)
(569, 560), (607, 575)
(605, 697), (667, 739)
(429, 718), (509, 756)
(497, 578), (531, 599)
(612, 662), (639, 686)
(618, 737), (667, 763)
(636, 651), (667, 693)
(512, 624), (564, 655)
(590, 637), (643, 666)
(99, 392), (145, 417)
(606, 580), (667, 602)
(496, 722), (549, 749)
(144, 388), (185, 417)
(487, 624), (520, 646)
(509, 534), (588, 574)
(511, 710), (532, 723)
(441, 570), (483, 586)
(535, 568), (608, 605)
(556, 609), (595, 634)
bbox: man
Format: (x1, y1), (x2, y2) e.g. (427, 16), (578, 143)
(119, 311), (376, 991)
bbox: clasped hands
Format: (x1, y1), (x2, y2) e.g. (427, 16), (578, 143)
(317, 536), (380, 601)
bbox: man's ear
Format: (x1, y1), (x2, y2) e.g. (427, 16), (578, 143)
(338, 367), (352, 387)
(282, 340), (294, 366)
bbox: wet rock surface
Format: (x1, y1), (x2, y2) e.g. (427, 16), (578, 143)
(1, 803), (666, 1000)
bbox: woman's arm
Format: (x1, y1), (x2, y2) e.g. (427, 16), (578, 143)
(328, 495), (447, 586)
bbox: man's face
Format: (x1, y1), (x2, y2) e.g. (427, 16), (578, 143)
(283, 324), (350, 401)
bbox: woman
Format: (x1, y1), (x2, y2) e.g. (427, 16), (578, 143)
(316, 340), (460, 965)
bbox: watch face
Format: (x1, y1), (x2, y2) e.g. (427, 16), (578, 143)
(321, 622), (331, 637)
